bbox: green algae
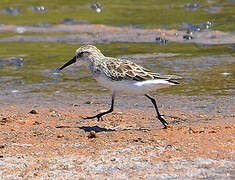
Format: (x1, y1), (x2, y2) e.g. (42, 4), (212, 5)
(0, 0), (234, 31)
(0, 41), (234, 96)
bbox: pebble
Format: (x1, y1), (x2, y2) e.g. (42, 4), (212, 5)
(84, 101), (93, 104)
(57, 134), (64, 138)
(29, 109), (39, 114)
(1, 117), (8, 125)
(8, 57), (24, 67)
(88, 130), (97, 138)
(0, 144), (7, 148)
(155, 37), (169, 45)
(33, 121), (41, 125)
(183, 35), (194, 40)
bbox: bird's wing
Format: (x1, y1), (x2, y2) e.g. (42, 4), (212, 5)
(100, 58), (181, 83)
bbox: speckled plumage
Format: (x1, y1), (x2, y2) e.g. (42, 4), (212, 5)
(59, 45), (182, 128)
(74, 45), (181, 88)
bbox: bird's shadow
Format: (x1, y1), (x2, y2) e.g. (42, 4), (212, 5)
(55, 125), (115, 133)
(78, 125), (115, 133)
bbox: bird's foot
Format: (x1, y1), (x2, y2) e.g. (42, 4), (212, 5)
(157, 115), (168, 129)
(83, 113), (104, 121)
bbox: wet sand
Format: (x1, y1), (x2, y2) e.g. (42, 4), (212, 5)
(0, 94), (234, 179)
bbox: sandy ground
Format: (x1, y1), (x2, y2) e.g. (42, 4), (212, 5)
(0, 94), (234, 179)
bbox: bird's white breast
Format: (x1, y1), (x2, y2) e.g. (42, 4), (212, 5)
(95, 75), (175, 95)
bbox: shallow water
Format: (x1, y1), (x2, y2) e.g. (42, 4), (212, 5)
(0, 0), (234, 99)
(0, 0), (234, 31)
(0, 42), (234, 97)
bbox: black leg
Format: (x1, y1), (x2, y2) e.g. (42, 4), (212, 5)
(145, 94), (168, 129)
(83, 93), (115, 121)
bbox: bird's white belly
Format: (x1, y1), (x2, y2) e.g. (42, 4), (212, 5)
(95, 76), (174, 95)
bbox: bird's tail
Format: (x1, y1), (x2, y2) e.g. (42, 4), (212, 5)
(153, 74), (182, 85)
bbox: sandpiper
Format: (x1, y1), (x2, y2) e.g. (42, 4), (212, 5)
(59, 45), (181, 128)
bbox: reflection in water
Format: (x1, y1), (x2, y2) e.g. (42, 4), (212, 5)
(0, 41), (234, 98)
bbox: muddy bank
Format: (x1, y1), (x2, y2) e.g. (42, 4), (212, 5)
(0, 93), (234, 179)
(0, 24), (235, 44)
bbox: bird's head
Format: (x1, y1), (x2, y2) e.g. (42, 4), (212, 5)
(59, 45), (104, 70)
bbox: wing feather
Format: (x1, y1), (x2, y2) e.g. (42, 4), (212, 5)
(99, 58), (181, 83)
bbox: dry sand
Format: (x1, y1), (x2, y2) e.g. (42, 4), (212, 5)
(0, 94), (234, 179)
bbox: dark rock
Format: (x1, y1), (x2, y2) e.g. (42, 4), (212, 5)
(183, 35), (194, 40)
(0, 117), (9, 125)
(29, 109), (39, 114)
(155, 37), (169, 45)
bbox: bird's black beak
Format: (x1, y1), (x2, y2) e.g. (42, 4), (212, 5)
(59, 56), (76, 70)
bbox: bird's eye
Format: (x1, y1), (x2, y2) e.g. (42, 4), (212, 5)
(79, 51), (89, 56)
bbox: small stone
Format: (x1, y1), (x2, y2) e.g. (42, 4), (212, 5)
(155, 37), (169, 45)
(34, 172), (39, 176)
(183, 35), (194, 40)
(57, 134), (64, 138)
(50, 109), (60, 117)
(29, 109), (39, 114)
(88, 130), (97, 138)
(188, 127), (196, 134)
(33, 121), (41, 125)
(0, 117), (9, 125)
(8, 57), (24, 67)
(0, 144), (6, 149)
(84, 101), (93, 104)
